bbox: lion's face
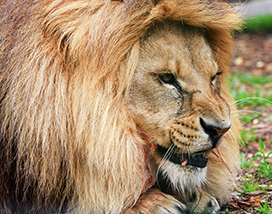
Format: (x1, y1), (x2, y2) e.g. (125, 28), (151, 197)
(128, 23), (231, 172)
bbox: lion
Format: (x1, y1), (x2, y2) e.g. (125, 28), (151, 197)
(0, 0), (242, 213)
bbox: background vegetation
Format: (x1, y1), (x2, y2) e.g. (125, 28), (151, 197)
(221, 12), (272, 213)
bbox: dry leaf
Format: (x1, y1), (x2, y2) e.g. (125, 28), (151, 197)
(234, 57), (243, 65)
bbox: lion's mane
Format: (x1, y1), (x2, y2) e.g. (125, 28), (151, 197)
(0, 0), (242, 213)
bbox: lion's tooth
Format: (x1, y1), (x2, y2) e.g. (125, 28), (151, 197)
(181, 160), (187, 166)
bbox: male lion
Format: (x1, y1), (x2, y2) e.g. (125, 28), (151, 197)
(0, 0), (242, 213)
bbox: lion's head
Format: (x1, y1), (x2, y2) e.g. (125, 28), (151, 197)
(128, 21), (233, 189)
(0, 0), (242, 213)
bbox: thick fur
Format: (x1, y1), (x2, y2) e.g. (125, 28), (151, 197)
(0, 0), (242, 213)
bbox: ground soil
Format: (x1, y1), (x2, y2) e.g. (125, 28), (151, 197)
(219, 33), (272, 213)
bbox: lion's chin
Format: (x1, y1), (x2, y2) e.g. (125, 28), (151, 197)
(156, 145), (208, 168)
(158, 158), (208, 192)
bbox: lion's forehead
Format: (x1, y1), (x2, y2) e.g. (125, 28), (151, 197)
(139, 24), (218, 80)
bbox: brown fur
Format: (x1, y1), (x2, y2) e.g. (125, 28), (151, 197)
(0, 0), (242, 213)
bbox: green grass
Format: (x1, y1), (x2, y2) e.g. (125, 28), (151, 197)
(239, 112), (262, 124)
(253, 139), (272, 179)
(237, 73), (271, 84)
(243, 14), (272, 33)
(242, 139), (272, 180)
(229, 71), (272, 108)
(240, 153), (254, 169)
(240, 129), (256, 144)
(229, 19), (272, 209)
(239, 176), (260, 193)
(254, 199), (272, 213)
(238, 140), (272, 195)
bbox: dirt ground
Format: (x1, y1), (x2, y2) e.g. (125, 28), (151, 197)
(219, 33), (272, 213)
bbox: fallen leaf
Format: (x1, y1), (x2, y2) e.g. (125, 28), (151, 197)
(244, 190), (265, 196)
(252, 119), (259, 125)
(230, 202), (240, 208)
(256, 61), (265, 68)
(248, 196), (261, 207)
(234, 57), (243, 65)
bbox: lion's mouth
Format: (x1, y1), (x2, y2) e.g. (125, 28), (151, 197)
(156, 145), (208, 168)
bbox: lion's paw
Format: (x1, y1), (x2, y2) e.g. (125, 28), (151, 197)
(127, 188), (189, 214)
(183, 189), (220, 214)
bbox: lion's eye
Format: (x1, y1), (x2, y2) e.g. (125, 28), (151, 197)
(211, 72), (222, 85)
(159, 73), (176, 84)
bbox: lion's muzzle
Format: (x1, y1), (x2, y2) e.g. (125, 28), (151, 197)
(199, 117), (231, 148)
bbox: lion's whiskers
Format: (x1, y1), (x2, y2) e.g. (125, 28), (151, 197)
(230, 109), (263, 120)
(155, 144), (175, 188)
(158, 144), (175, 168)
(230, 97), (272, 109)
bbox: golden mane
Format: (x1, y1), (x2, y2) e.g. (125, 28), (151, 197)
(0, 0), (242, 213)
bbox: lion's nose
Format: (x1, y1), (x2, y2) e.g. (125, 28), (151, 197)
(200, 118), (231, 148)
